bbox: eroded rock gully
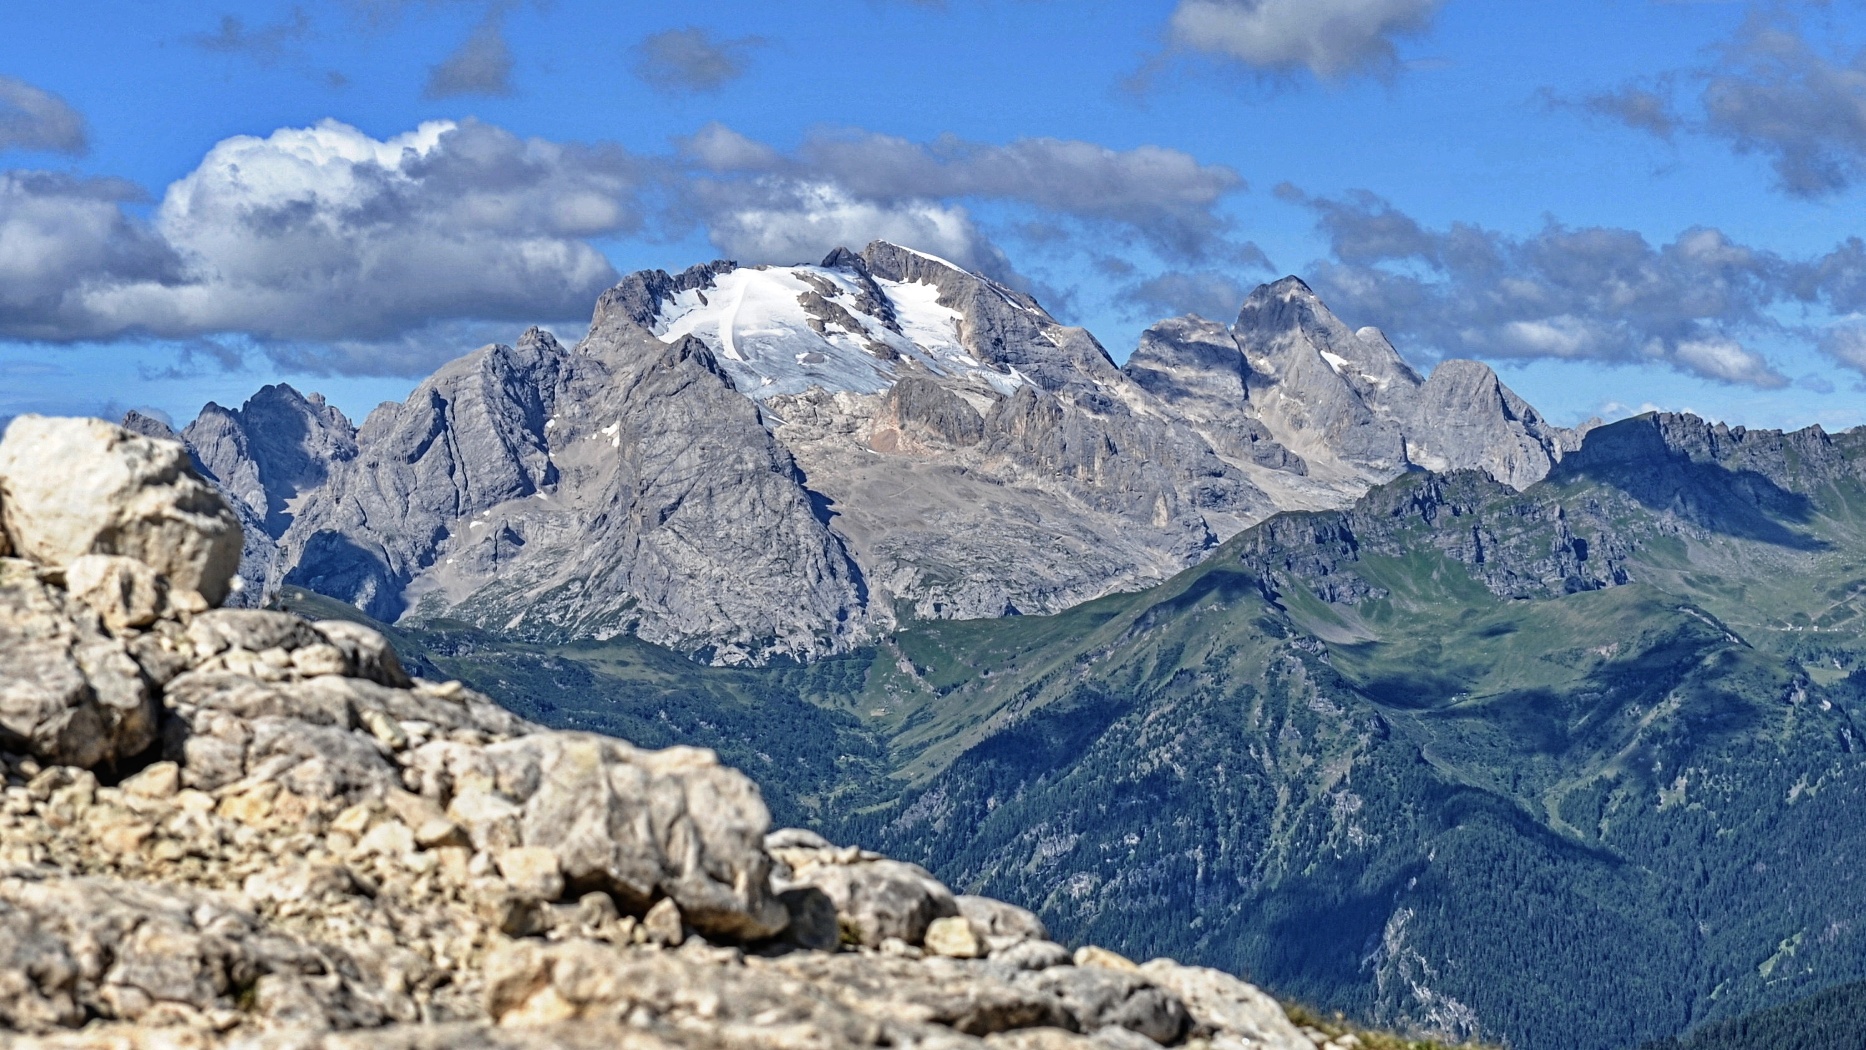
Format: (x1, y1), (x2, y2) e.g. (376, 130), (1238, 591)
(0, 416), (1323, 1050)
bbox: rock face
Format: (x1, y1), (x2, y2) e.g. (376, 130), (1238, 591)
(149, 245), (1579, 663)
(0, 416), (1334, 1050)
(182, 386), (357, 538)
(274, 325), (865, 665)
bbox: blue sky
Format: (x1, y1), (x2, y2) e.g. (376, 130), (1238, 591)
(4, 0), (1866, 431)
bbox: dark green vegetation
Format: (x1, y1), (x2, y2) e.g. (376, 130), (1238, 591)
(286, 414), (1866, 1050)
(1640, 978), (1866, 1050)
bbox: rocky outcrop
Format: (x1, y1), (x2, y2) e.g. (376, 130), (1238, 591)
(120, 412), (278, 609)
(0, 415), (1340, 1050)
(0, 417), (242, 607)
(1405, 360), (1581, 491)
(272, 325), (866, 664)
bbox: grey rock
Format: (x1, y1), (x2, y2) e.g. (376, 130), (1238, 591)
(0, 560), (156, 768)
(277, 324), (865, 665)
(787, 855), (960, 948)
(65, 553), (202, 631)
(778, 885), (842, 951)
(768, 951), (1078, 1035)
(124, 408), (287, 608)
(766, 827), (835, 851)
(1405, 358), (1574, 490)
(870, 376), (987, 452)
(0, 416), (243, 606)
(483, 732), (791, 941)
(992, 940), (1075, 971)
(182, 385), (356, 537)
(171, 246), (1582, 664)
(957, 895), (1049, 945)
(186, 608), (328, 657)
(1021, 966), (1189, 1045)
(1226, 277), (1576, 494)
(1138, 960), (1317, 1050)
(314, 619), (415, 688)
(0, 431), (1328, 1050)
(0, 875), (415, 1034)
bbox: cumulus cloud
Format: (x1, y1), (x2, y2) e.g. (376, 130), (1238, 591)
(1118, 270), (1257, 321)
(1699, 18), (1866, 197)
(688, 178), (1010, 276)
(1579, 14), (1866, 197)
(4, 114), (1256, 371)
(1166, 0), (1444, 80)
(424, 11), (516, 98)
(631, 27), (766, 95)
(1822, 323), (1866, 375)
(0, 76), (89, 155)
(0, 119), (639, 371)
(680, 123), (1252, 265)
(1284, 186), (1799, 388)
(0, 173), (179, 340)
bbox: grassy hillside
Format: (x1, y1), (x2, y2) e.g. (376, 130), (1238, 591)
(287, 414), (1866, 1050)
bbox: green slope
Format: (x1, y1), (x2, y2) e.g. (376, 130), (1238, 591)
(295, 413), (1866, 1050)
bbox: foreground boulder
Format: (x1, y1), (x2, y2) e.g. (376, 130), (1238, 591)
(0, 417), (242, 606)
(0, 415), (1342, 1050)
(0, 561), (155, 769)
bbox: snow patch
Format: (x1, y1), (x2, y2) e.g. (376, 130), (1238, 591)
(650, 264), (1026, 401)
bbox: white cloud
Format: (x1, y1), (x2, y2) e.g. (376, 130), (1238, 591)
(680, 123), (1253, 265)
(0, 173), (176, 340)
(1673, 336), (1787, 388)
(0, 119), (639, 372)
(4, 115), (1256, 372)
(1287, 187), (1800, 388)
(1167, 0), (1443, 80)
(1821, 322), (1866, 375)
(695, 179), (1001, 274)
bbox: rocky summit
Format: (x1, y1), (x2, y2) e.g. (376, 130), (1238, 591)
(148, 243), (1581, 664)
(0, 414), (1377, 1050)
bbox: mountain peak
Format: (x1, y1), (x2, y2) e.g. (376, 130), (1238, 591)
(820, 246), (868, 273)
(1266, 274), (1317, 297)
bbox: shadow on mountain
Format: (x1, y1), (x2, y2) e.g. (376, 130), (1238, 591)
(1550, 415), (1829, 551)
(283, 530), (405, 622)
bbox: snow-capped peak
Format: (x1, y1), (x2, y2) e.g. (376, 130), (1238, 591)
(649, 259), (1023, 400)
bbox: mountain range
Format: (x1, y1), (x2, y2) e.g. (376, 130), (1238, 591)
(123, 241), (1866, 1050)
(131, 241), (1581, 664)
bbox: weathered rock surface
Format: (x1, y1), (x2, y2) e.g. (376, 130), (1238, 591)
(274, 325), (865, 665)
(0, 417), (242, 606)
(146, 243), (1582, 664)
(0, 417), (1337, 1049)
